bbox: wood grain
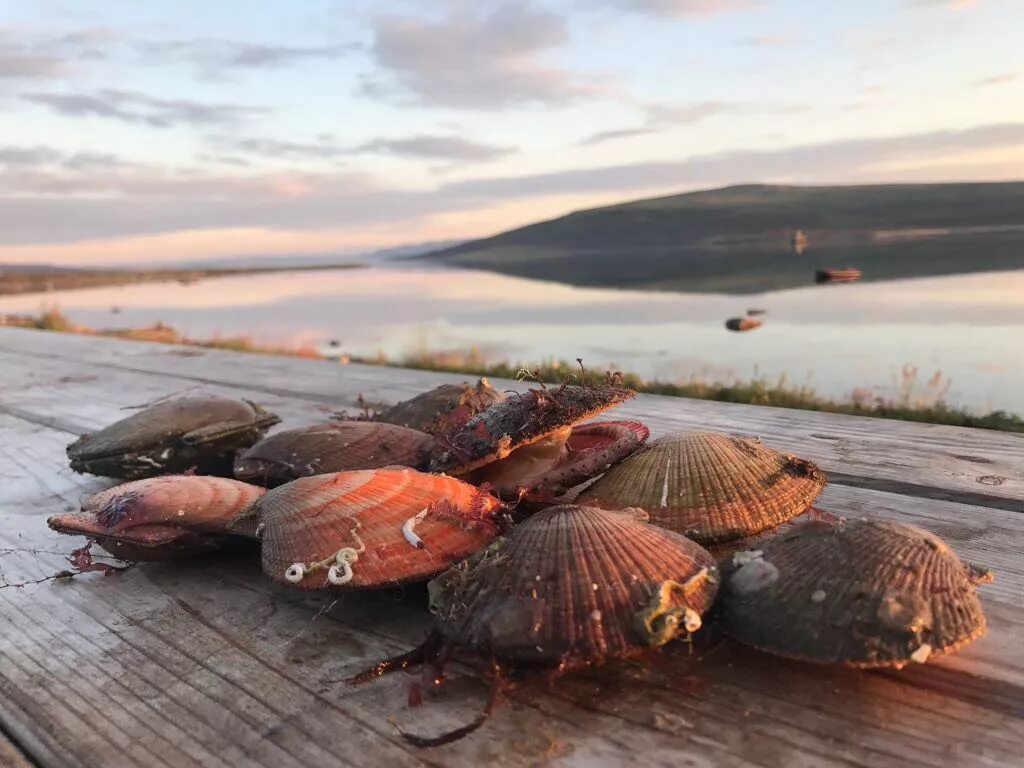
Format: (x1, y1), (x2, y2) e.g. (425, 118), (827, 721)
(0, 328), (1020, 508)
(0, 327), (1022, 767)
(0, 730), (33, 768)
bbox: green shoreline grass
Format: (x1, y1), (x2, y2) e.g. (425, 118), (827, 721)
(4, 308), (1022, 433)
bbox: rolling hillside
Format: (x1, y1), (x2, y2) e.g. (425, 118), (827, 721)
(422, 183), (1024, 293)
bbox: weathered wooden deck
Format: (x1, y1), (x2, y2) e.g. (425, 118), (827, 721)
(0, 326), (1022, 768)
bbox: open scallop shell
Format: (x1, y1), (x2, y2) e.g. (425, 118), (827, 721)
(577, 431), (826, 544)
(428, 504), (719, 668)
(428, 384), (634, 476)
(47, 475), (266, 560)
(718, 518), (989, 668)
(469, 420), (650, 499)
(67, 395), (279, 479)
(234, 421), (434, 486)
(239, 468), (502, 590)
(377, 379), (506, 435)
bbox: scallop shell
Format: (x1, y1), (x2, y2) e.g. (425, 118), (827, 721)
(67, 395), (280, 479)
(718, 518), (989, 668)
(469, 420), (650, 499)
(47, 475), (266, 561)
(377, 379), (506, 435)
(234, 421), (434, 486)
(577, 431), (826, 544)
(241, 468), (502, 590)
(428, 504), (719, 668)
(428, 384), (635, 476)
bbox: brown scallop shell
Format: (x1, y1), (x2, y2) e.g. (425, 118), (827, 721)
(239, 468), (502, 590)
(67, 395), (280, 479)
(234, 421), (434, 486)
(377, 379), (506, 435)
(47, 475), (266, 560)
(428, 384), (635, 476)
(577, 431), (826, 544)
(469, 420), (650, 499)
(717, 518), (989, 668)
(428, 504), (719, 669)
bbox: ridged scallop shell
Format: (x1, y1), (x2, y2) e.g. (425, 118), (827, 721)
(67, 395), (280, 479)
(47, 475), (266, 561)
(234, 421), (434, 486)
(377, 379), (506, 435)
(428, 504), (719, 668)
(718, 518), (989, 667)
(241, 469), (502, 589)
(429, 385), (635, 476)
(469, 420), (650, 499)
(578, 431), (826, 544)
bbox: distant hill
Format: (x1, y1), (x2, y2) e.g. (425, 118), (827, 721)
(0, 241), (461, 297)
(421, 183), (1024, 293)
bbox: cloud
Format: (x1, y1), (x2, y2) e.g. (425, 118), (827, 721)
(354, 135), (514, 161)
(463, 123), (1024, 200)
(580, 100), (806, 145)
(0, 144), (138, 170)
(0, 146), (63, 166)
(22, 89), (268, 127)
(578, 127), (656, 146)
(915, 0), (981, 8)
(599, 0), (760, 16)
(140, 39), (358, 77)
(736, 32), (802, 47)
(0, 26), (122, 80)
(209, 132), (512, 163)
(974, 73), (1016, 87)
(3, 122), (1022, 246)
(208, 136), (345, 160)
(362, 5), (602, 109)
(0, 52), (64, 79)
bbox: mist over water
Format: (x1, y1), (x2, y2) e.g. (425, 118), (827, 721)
(3, 265), (1022, 414)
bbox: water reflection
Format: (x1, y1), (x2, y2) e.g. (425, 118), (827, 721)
(2, 266), (1021, 413)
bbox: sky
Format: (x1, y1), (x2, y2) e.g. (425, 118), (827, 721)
(0, 0), (1022, 266)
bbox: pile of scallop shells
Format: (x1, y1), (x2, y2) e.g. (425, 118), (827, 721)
(50, 378), (992, 743)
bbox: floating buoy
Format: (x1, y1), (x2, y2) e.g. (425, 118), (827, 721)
(725, 317), (763, 332)
(815, 268), (861, 284)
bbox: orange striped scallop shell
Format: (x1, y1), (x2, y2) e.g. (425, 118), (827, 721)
(243, 468), (502, 590)
(428, 504), (719, 668)
(578, 431), (826, 544)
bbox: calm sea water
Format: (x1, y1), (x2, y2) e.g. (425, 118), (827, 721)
(4, 265), (1022, 414)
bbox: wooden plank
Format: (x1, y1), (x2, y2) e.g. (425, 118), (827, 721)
(0, 328), (1020, 508)
(1, 408), (1022, 767)
(0, 730), (33, 768)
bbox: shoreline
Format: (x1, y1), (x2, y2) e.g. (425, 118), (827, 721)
(3, 307), (1021, 434)
(0, 262), (365, 298)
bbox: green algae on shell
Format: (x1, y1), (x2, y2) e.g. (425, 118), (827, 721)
(427, 504), (719, 669)
(428, 384), (635, 477)
(717, 518), (990, 668)
(577, 431), (826, 544)
(377, 379), (506, 436)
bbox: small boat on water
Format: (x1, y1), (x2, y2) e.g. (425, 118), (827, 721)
(746, 308), (767, 316)
(725, 317), (763, 332)
(815, 268), (861, 284)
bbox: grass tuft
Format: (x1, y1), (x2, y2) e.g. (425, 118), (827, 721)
(4, 308), (1021, 433)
